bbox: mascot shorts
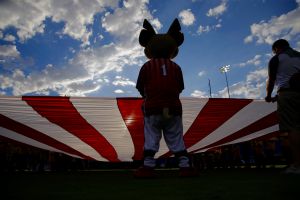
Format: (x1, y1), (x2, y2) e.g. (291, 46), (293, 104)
(144, 114), (186, 153)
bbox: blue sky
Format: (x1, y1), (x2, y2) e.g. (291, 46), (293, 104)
(0, 0), (300, 99)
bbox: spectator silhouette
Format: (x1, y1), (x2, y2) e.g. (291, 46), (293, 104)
(265, 39), (300, 174)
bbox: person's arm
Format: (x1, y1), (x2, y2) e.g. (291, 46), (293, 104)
(136, 64), (146, 98)
(178, 66), (184, 93)
(265, 56), (278, 102)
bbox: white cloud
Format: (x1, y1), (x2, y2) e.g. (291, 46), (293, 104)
(207, 0), (227, 18)
(215, 23), (221, 28)
(0, 1), (48, 42)
(101, 0), (161, 39)
(0, 91), (6, 96)
(218, 68), (268, 99)
(112, 76), (135, 86)
(246, 68), (268, 83)
(244, 35), (253, 43)
(34, 90), (50, 96)
(114, 89), (124, 94)
(239, 55), (262, 67)
(199, 1), (226, 36)
(197, 25), (211, 34)
(191, 90), (209, 98)
(0, 62), (92, 96)
(0, 0), (119, 45)
(149, 18), (162, 32)
(63, 80), (101, 96)
(198, 71), (206, 77)
(296, 41), (300, 50)
(93, 34), (104, 44)
(197, 23), (222, 35)
(244, 2), (300, 44)
(3, 34), (16, 42)
(179, 9), (196, 26)
(0, 45), (20, 57)
(0, 0), (157, 96)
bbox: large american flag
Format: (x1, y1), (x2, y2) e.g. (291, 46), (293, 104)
(0, 96), (279, 162)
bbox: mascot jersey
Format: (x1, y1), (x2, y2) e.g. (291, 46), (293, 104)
(136, 58), (184, 116)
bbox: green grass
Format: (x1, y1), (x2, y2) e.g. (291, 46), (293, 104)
(1, 168), (298, 200)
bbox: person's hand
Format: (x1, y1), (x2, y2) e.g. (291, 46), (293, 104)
(271, 95), (278, 102)
(265, 95), (272, 102)
(265, 95), (277, 103)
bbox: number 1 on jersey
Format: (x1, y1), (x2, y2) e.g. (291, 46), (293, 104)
(161, 64), (167, 76)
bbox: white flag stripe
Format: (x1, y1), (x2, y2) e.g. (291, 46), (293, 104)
(0, 97), (107, 161)
(193, 125), (279, 153)
(70, 97), (135, 161)
(0, 127), (82, 158)
(182, 98), (209, 134)
(188, 100), (277, 152)
(222, 125), (279, 146)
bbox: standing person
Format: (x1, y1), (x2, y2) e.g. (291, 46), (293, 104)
(134, 18), (197, 178)
(265, 39), (300, 174)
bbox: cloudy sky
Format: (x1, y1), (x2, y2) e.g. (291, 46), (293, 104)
(0, 0), (299, 98)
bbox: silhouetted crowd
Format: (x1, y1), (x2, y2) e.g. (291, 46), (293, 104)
(192, 135), (290, 170)
(0, 133), (291, 172)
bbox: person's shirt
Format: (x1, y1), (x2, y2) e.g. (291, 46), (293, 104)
(136, 58), (184, 116)
(268, 48), (300, 91)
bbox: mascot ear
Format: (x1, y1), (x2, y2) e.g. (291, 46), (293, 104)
(167, 18), (184, 46)
(139, 19), (156, 47)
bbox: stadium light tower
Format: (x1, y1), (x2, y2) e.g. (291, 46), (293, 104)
(219, 65), (231, 98)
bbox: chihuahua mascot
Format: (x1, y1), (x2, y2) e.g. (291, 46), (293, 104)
(135, 18), (197, 178)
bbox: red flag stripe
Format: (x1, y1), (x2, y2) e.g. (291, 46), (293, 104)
(187, 99), (277, 152)
(0, 114), (91, 159)
(22, 96), (120, 162)
(0, 127), (83, 158)
(160, 98), (252, 158)
(0, 97), (105, 160)
(182, 98), (209, 134)
(183, 98), (253, 148)
(117, 98), (144, 160)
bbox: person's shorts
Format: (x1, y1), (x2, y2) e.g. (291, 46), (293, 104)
(277, 91), (300, 132)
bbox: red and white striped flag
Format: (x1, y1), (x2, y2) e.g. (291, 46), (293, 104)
(0, 96), (278, 162)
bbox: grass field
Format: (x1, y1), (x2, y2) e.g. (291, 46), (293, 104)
(1, 168), (298, 200)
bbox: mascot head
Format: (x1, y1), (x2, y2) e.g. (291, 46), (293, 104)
(139, 18), (184, 59)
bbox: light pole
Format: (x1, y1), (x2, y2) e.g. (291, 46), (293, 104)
(208, 79), (212, 98)
(220, 65), (230, 98)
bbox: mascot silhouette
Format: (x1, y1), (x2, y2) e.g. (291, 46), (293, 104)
(135, 18), (197, 178)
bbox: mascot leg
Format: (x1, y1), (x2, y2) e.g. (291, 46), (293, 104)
(143, 115), (163, 167)
(163, 116), (198, 177)
(143, 149), (156, 167)
(174, 150), (190, 168)
(134, 115), (161, 178)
